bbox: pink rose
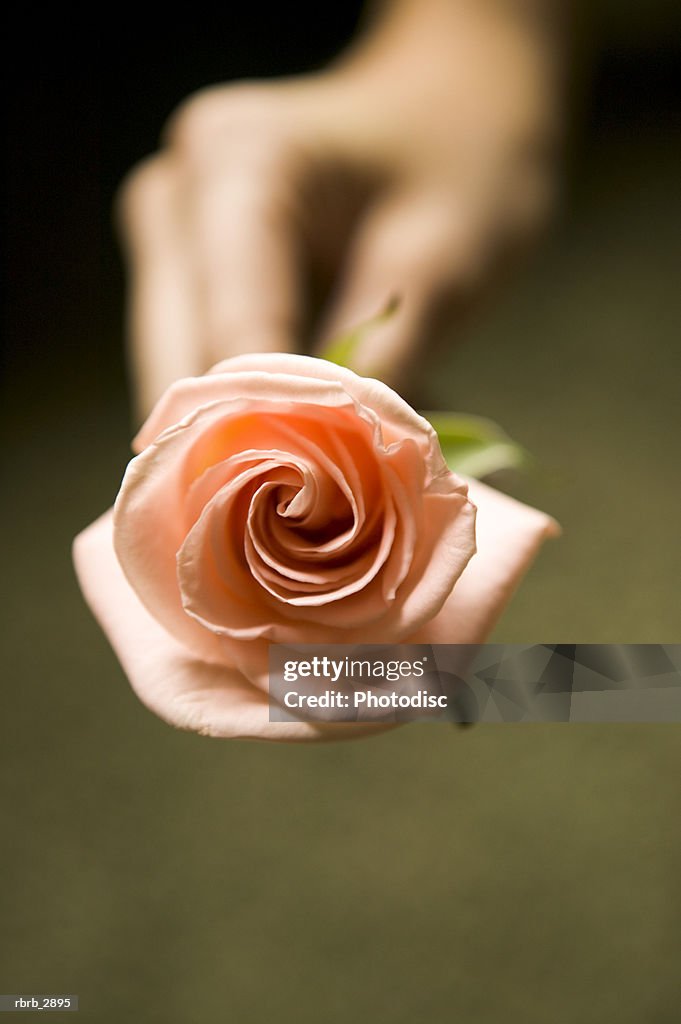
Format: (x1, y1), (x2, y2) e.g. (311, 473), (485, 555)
(73, 354), (558, 741)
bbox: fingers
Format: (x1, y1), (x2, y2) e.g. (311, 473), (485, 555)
(182, 134), (301, 365)
(315, 190), (486, 390)
(118, 87), (304, 421)
(168, 89), (302, 364)
(118, 156), (205, 421)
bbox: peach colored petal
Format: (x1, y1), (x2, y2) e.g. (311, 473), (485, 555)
(252, 415), (369, 554)
(122, 359), (472, 664)
(136, 353), (447, 479)
(264, 481), (474, 635)
(174, 471), (394, 636)
(381, 488), (477, 632)
(117, 397), (367, 667)
(411, 479), (560, 645)
(244, 488), (381, 592)
(184, 449), (317, 527)
(246, 485), (397, 607)
(133, 372), (353, 452)
(73, 512), (389, 742)
(73, 481), (557, 740)
(234, 481), (549, 676)
(207, 355), (437, 457)
(222, 480), (558, 692)
(121, 388), (473, 647)
(177, 465), (303, 638)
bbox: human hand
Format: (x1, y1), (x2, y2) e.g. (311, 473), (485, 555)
(119, 0), (562, 418)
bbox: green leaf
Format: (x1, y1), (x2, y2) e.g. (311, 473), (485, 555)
(422, 411), (530, 479)
(321, 295), (400, 369)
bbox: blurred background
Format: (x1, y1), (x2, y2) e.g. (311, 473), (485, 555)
(2, 3), (680, 1022)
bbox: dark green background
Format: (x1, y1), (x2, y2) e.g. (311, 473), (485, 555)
(2, 4), (680, 1021)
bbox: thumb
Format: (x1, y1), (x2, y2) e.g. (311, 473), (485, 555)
(315, 191), (484, 390)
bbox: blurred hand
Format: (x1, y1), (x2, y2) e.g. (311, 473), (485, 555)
(119, 0), (562, 418)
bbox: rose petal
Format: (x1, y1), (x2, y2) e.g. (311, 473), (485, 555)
(411, 479), (560, 644)
(133, 372), (353, 452)
(74, 481), (557, 741)
(73, 512), (388, 742)
(135, 355), (447, 483)
(116, 397), (369, 667)
(208, 355), (439, 461)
